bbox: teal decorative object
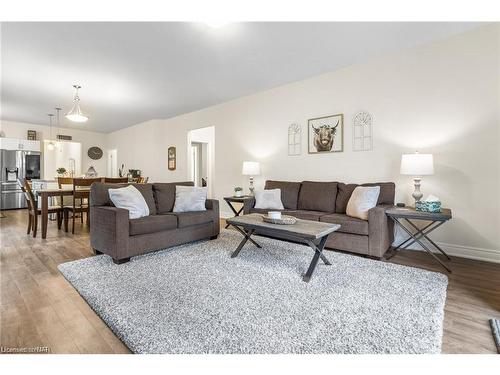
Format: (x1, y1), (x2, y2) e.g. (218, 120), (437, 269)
(415, 200), (441, 213)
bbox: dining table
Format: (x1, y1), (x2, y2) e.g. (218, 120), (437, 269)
(34, 187), (91, 239)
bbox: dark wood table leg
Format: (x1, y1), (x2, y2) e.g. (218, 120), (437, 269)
(303, 236), (329, 282)
(41, 192), (48, 239)
(231, 224), (262, 249)
(231, 228), (260, 258)
(404, 219), (451, 260)
(225, 201), (244, 229)
(394, 218), (452, 273)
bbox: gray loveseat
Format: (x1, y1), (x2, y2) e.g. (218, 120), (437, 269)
(90, 182), (219, 264)
(243, 180), (395, 259)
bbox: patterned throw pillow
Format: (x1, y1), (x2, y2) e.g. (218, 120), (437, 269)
(254, 189), (284, 210)
(173, 186), (207, 212)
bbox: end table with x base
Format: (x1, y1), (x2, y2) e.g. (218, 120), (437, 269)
(385, 207), (453, 273)
(223, 196), (254, 229)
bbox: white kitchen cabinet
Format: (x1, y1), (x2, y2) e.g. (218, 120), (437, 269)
(0, 137), (41, 151)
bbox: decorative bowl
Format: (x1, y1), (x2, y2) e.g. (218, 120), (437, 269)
(262, 215), (297, 225)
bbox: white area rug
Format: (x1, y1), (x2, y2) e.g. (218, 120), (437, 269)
(59, 230), (448, 353)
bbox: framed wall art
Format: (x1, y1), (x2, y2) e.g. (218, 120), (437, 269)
(307, 113), (344, 154)
(168, 146), (176, 170)
(27, 130), (37, 140)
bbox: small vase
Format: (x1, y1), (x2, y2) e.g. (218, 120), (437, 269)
(235, 191), (242, 197)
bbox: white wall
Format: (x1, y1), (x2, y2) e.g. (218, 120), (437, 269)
(107, 25), (499, 261)
(0, 120), (107, 178)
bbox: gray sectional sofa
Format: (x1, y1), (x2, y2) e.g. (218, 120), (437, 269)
(90, 182), (220, 264)
(243, 180), (395, 258)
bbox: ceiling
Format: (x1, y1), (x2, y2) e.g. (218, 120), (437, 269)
(1, 22), (482, 133)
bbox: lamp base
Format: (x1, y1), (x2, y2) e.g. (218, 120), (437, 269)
(412, 177), (423, 204)
(248, 176), (255, 196)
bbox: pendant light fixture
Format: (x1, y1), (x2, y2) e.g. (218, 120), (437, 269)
(47, 113), (55, 151)
(55, 107), (62, 149)
(66, 84), (88, 123)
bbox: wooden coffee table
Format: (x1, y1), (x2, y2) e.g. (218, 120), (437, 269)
(226, 213), (340, 282)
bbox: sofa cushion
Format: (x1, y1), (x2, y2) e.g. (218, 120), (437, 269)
(174, 211), (214, 228)
(288, 210), (326, 221)
(336, 182), (395, 213)
(320, 213), (369, 235)
(254, 189), (284, 210)
(153, 182), (194, 214)
(91, 183), (157, 215)
(109, 185), (150, 219)
(264, 180), (301, 210)
(173, 186), (207, 212)
(297, 181), (337, 212)
(129, 214), (177, 236)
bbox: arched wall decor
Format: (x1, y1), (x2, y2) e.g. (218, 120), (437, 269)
(288, 123), (301, 156)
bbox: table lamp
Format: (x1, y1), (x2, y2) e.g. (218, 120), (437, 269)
(242, 161), (261, 196)
(400, 152), (434, 204)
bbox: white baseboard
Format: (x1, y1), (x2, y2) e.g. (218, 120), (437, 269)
(427, 242), (500, 264)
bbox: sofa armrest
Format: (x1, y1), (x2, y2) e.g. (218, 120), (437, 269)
(368, 204), (394, 258)
(90, 206), (129, 259)
(205, 199), (220, 236)
(242, 197), (256, 214)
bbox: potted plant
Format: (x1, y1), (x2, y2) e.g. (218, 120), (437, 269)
(56, 167), (67, 177)
(234, 186), (243, 197)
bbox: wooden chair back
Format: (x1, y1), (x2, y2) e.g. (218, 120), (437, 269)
(136, 177), (149, 184)
(72, 177), (101, 200)
(104, 177), (129, 183)
(22, 179), (37, 213)
(57, 177), (73, 188)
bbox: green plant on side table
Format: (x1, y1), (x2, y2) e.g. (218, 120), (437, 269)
(56, 167), (67, 177)
(234, 186), (243, 197)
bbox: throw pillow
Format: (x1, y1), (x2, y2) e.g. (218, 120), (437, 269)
(173, 186), (207, 212)
(254, 189), (285, 210)
(108, 185), (150, 219)
(346, 186), (381, 220)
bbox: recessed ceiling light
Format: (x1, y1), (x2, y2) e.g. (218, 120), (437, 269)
(204, 22), (229, 29)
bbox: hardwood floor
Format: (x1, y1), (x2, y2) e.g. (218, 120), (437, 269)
(1, 209), (498, 354)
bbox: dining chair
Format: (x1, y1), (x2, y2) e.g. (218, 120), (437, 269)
(104, 177), (129, 183)
(137, 177), (149, 184)
(64, 177), (101, 234)
(23, 179), (63, 237)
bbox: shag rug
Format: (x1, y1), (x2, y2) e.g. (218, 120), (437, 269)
(58, 230), (448, 354)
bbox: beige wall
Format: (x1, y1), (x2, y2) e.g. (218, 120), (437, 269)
(0, 120), (107, 178)
(108, 24), (498, 262)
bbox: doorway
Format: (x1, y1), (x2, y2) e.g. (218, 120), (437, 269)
(107, 149), (118, 177)
(187, 126), (215, 197)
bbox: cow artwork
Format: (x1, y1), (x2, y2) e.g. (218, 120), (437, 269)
(308, 114), (344, 153)
(312, 121), (339, 152)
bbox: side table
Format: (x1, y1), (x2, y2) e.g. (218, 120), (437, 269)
(385, 207), (453, 273)
(223, 196), (254, 229)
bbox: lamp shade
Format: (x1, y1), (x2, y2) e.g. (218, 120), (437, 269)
(400, 153), (434, 176)
(242, 161), (261, 176)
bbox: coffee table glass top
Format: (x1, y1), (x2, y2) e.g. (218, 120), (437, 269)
(226, 213), (340, 240)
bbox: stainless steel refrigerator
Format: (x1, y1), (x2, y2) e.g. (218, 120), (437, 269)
(0, 149), (41, 210)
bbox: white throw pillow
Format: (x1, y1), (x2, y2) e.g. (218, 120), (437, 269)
(108, 185), (150, 219)
(173, 186), (207, 212)
(346, 186), (381, 220)
(254, 189), (284, 210)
